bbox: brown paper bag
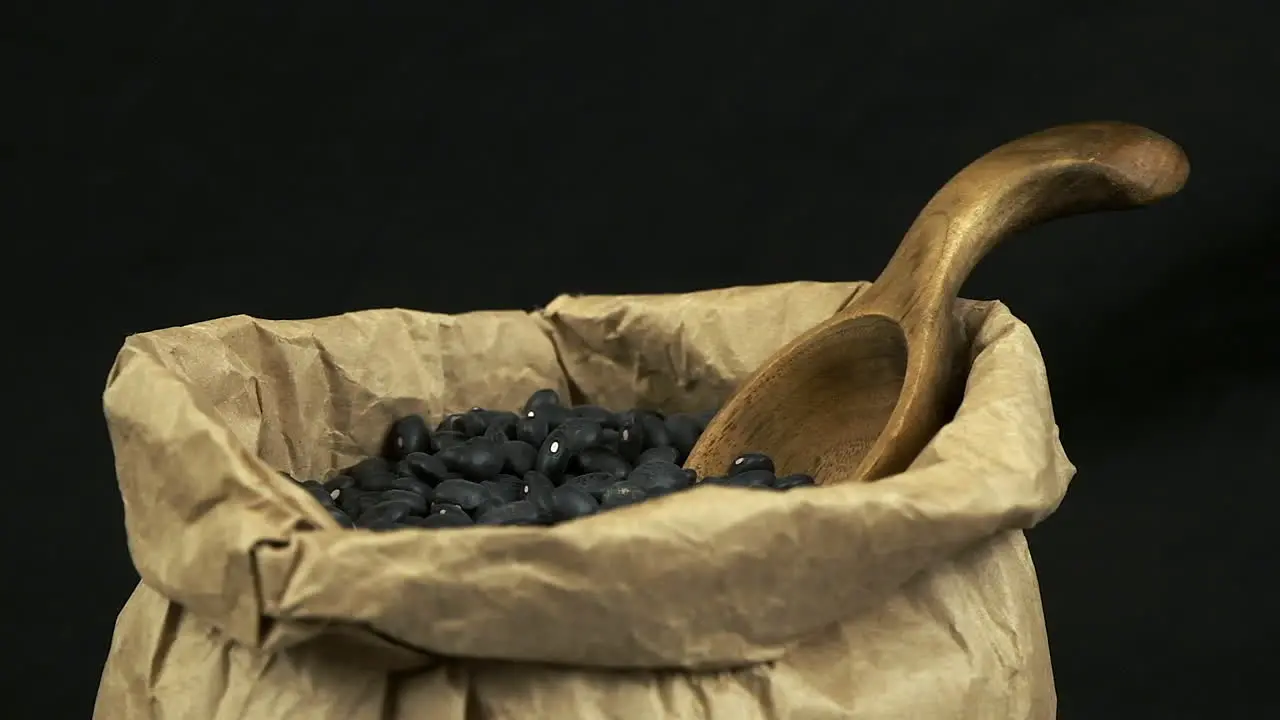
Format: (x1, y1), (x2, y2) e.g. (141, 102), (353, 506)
(95, 280), (1074, 719)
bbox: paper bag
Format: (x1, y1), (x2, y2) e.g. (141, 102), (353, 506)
(95, 280), (1074, 719)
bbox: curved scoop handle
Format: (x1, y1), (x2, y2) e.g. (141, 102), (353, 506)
(861, 121), (1190, 317)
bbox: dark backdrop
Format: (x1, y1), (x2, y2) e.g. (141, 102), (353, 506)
(9, 1), (1279, 717)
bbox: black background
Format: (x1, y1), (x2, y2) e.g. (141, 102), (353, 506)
(9, 1), (1279, 717)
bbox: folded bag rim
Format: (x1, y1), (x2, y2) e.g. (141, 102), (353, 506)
(103, 281), (1074, 670)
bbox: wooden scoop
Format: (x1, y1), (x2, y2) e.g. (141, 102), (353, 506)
(684, 121), (1189, 485)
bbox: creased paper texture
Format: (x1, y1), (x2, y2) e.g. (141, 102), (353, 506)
(95, 281), (1073, 719)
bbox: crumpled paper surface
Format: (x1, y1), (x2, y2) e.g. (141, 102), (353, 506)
(95, 280), (1074, 719)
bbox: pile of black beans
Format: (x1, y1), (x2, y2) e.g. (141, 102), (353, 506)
(284, 388), (816, 530)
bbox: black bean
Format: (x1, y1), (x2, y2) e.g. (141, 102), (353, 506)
(535, 419), (602, 480)
(465, 410), (493, 437)
(398, 452), (450, 485)
(322, 474), (356, 493)
(734, 469), (776, 487)
(327, 485), (354, 507)
(440, 411), (487, 437)
(562, 418), (604, 448)
(357, 493), (386, 515)
(773, 473), (817, 490)
(298, 480), (335, 507)
(527, 403), (570, 429)
(616, 412), (647, 461)
(664, 414), (701, 460)
(521, 471), (557, 520)
(573, 404), (617, 428)
(429, 501), (467, 516)
(412, 510), (474, 528)
(338, 488), (365, 516)
(573, 447), (631, 479)
(347, 457), (391, 483)
(380, 488), (429, 514)
(600, 481), (648, 510)
(639, 412), (670, 449)
(564, 472), (616, 501)
(383, 414), (432, 460)
(389, 474), (436, 501)
(704, 469), (773, 489)
(434, 478), (497, 514)
(692, 409), (718, 432)
(437, 437), (505, 481)
(599, 428), (620, 453)
(479, 410), (520, 439)
(515, 415), (549, 447)
(327, 508), (355, 528)
(522, 388), (562, 415)
(477, 500), (543, 526)
(484, 425), (509, 444)
(501, 440), (538, 476)
(535, 432), (573, 480)
(358, 499), (414, 526)
(521, 470), (554, 492)
(355, 469), (396, 492)
(432, 430), (467, 451)
(481, 477), (524, 504)
(636, 446), (679, 466)
(551, 484), (599, 522)
(728, 452), (775, 475)
(627, 461), (693, 496)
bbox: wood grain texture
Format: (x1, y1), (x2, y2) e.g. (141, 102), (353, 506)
(684, 121), (1190, 484)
